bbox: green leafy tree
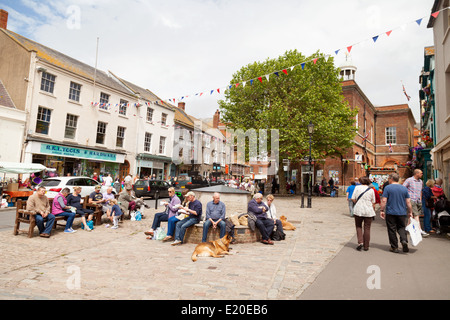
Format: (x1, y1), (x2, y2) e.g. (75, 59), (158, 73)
(218, 49), (357, 194)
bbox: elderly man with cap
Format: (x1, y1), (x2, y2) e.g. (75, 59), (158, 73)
(171, 191), (202, 246)
(118, 184), (136, 218)
(89, 184), (105, 205)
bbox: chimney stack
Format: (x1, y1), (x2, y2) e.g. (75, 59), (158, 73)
(213, 109), (220, 128)
(178, 102), (185, 111)
(0, 10), (8, 30)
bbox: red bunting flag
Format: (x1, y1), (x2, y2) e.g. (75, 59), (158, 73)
(402, 83), (411, 101)
(386, 30), (392, 36)
(236, 83), (239, 88)
(347, 46), (353, 53)
(217, 88), (220, 94)
(282, 69), (288, 75)
(431, 11), (440, 19)
(313, 58), (318, 64)
(258, 77), (263, 83)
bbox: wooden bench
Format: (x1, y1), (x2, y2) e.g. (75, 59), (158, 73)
(14, 195), (103, 238)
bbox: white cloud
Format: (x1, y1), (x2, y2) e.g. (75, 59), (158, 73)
(3, 0), (436, 122)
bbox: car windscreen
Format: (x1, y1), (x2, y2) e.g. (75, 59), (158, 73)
(39, 179), (61, 187)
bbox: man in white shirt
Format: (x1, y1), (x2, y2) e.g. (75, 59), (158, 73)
(103, 173), (113, 187)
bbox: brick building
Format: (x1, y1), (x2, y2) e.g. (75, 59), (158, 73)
(310, 60), (416, 191)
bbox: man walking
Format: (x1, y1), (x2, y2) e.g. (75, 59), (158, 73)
(403, 169), (428, 236)
(380, 173), (413, 253)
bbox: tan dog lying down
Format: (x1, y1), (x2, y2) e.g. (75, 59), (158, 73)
(191, 234), (233, 262)
(280, 215), (296, 230)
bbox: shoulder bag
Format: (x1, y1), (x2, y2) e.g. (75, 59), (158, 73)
(354, 187), (372, 205)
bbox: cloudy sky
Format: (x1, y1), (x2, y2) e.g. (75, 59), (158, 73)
(1, 0), (436, 123)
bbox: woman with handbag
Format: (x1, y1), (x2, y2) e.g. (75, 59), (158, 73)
(351, 176), (376, 251)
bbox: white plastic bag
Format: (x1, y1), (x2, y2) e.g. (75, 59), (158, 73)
(405, 217), (422, 247)
(153, 227), (166, 240)
(156, 227), (166, 240)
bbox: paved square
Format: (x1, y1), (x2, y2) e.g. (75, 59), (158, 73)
(0, 197), (355, 300)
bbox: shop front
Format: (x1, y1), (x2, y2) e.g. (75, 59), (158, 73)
(136, 153), (173, 180)
(25, 140), (126, 179)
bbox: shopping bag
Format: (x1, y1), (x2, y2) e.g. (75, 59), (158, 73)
(135, 211), (142, 221)
(155, 227), (166, 240)
(405, 217), (422, 246)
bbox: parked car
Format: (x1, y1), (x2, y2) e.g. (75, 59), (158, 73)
(133, 179), (170, 198)
(172, 175), (210, 190)
(36, 176), (114, 198)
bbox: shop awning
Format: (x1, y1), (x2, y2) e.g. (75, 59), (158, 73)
(0, 162), (52, 174)
(136, 153), (172, 162)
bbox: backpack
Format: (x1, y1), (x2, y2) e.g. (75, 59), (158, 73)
(271, 228), (286, 241)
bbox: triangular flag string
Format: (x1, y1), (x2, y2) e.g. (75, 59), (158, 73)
(88, 7), (449, 109)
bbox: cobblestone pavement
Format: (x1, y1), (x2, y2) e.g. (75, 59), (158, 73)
(0, 196), (355, 300)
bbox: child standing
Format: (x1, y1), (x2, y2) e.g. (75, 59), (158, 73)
(109, 199), (123, 229)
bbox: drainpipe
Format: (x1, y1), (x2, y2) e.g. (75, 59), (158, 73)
(20, 51), (38, 165)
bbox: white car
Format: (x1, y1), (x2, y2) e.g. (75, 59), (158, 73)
(36, 176), (113, 198)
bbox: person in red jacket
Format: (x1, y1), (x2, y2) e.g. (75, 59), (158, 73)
(431, 178), (445, 199)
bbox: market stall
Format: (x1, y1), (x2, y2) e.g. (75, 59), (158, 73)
(0, 162), (52, 207)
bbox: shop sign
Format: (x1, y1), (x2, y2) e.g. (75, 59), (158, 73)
(40, 143), (117, 162)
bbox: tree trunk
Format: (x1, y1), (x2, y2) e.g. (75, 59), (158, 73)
(278, 162), (287, 195)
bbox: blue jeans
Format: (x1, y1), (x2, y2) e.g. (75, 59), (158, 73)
(55, 211), (76, 230)
(35, 213), (55, 234)
(422, 200), (432, 232)
(174, 216), (198, 242)
(167, 216), (180, 236)
(202, 219), (226, 242)
(348, 199), (354, 217)
(152, 212), (168, 230)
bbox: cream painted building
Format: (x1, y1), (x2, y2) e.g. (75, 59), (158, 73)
(428, 1), (450, 195)
(0, 12), (175, 180)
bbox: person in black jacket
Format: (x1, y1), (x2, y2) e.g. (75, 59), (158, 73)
(248, 193), (273, 245)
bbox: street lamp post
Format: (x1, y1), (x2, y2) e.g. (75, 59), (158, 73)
(307, 121), (314, 208)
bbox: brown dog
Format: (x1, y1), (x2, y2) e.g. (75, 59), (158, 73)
(280, 215), (296, 230)
(191, 233), (233, 262)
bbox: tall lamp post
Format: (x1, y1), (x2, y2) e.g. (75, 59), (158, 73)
(307, 121), (314, 208)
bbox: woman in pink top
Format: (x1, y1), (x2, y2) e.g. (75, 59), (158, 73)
(52, 188), (77, 233)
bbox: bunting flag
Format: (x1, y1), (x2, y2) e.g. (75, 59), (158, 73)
(431, 11), (440, 18)
(88, 7), (449, 111)
(362, 129), (371, 143)
(402, 82), (411, 101)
